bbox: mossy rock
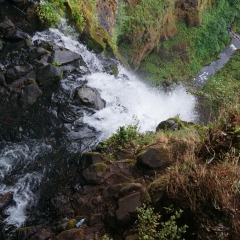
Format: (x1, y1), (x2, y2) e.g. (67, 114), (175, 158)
(137, 145), (171, 169)
(148, 175), (168, 204)
(66, 219), (78, 230)
(87, 38), (104, 53)
(92, 162), (107, 172)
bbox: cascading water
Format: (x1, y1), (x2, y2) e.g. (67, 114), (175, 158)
(1, 23), (197, 232)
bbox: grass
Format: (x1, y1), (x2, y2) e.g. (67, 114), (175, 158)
(138, 0), (240, 85)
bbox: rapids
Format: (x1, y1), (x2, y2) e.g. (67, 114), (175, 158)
(1, 24), (197, 231)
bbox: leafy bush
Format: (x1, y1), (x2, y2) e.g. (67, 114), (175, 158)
(36, 1), (60, 27)
(136, 204), (188, 240)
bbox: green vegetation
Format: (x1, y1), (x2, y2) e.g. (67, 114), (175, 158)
(36, 1), (61, 27)
(138, 0), (240, 84)
(137, 204), (188, 240)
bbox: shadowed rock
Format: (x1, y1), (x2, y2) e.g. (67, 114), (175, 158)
(37, 64), (62, 85)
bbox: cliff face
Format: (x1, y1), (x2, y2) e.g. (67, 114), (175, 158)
(76, 0), (211, 68)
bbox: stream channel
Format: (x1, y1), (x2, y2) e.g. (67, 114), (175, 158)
(0, 22), (239, 236)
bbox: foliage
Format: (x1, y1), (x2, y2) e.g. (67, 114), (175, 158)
(138, 0), (240, 84)
(52, 61), (60, 67)
(102, 236), (113, 240)
(136, 204), (188, 240)
(99, 119), (141, 152)
(36, 1), (60, 27)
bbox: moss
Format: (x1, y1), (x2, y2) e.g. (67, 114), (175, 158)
(0, 40), (3, 51)
(66, 219), (78, 230)
(92, 162), (107, 172)
(148, 175), (169, 203)
(140, 188), (152, 203)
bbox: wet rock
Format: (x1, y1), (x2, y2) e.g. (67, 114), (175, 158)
(0, 39), (2, 51)
(0, 191), (13, 211)
(119, 183), (142, 197)
(19, 82), (42, 108)
(0, 17), (29, 41)
(29, 47), (50, 61)
(104, 63), (119, 76)
(37, 64), (63, 85)
(82, 163), (107, 185)
(0, 72), (6, 86)
(57, 104), (83, 123)
(53, 49), (82, 65)
(116, 192), (142, 226)
(74, 86), (105, 110)
(81, 152), (104, 170)
(137, 146), (171, 169)
(156, 119), (180, 131)
(5, 64), (33, 83)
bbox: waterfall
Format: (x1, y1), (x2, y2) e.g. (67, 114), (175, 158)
(1, 25), (197, 230)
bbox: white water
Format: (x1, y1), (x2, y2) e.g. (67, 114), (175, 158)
(33, 28), (197, 140)
(1, 25), (196, 228)
(0, 141), (52, 227)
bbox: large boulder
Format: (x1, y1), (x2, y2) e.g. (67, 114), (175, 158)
(80, 152), (104, 170)
(0, 17), (29, 41)
(19, 81), (42, 108)
(116, 192), (142, 226)
(74, 86), (105, 110)
(137, 145), (171, 169)
(53, 49), (82, 65)
(82, 162), (107, 185)
(156, 119), (180, 132)
(5, 64), (33, 83)
(37, 64), (63, 85)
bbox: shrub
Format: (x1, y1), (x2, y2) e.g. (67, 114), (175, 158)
(136, 204), (188, 240)
(36, 1), (60, 28)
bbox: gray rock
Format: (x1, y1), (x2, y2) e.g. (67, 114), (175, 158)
(81, 152), (104, 170)
(74, 86), (105, 110)
(0, 17), (29, 40)
(53, 49), (82, 65)
(116, 192), (142, 226)
(19, 83), (42, 108)
(82, 164), (106, 185)
(5, 64), (33, 83)
(137, 146), (171, 169)
(37, 64), (62, 85)
(0, 17), (15, 34)
(29, 47), (50, 61)
(156, 119), (179, 131)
